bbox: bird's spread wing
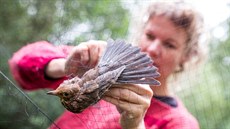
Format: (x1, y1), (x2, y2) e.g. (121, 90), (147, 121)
(98, 39), (160, 85)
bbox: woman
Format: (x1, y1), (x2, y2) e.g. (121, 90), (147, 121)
(9, 2), (203, 129)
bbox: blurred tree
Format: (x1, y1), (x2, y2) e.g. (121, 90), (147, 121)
(208, 19), (230, 128)
(0, 0), (129, 128)
(177, 18), (230, 129)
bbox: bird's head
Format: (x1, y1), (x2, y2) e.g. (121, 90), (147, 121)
(47, 77), (81, 102)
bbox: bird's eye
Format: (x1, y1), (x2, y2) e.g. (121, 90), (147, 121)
(71, 80), (75, 84)
(63, 92), (69, 97)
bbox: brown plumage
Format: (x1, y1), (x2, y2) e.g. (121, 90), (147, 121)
(47, 39), (160, 113)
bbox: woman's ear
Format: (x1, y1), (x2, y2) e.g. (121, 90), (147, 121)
(180, 51), (191, 65)
(175, 54), (190, 73)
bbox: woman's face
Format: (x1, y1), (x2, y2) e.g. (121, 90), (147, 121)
(139, 15), (187, 81)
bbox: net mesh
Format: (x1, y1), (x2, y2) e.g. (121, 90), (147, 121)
(0, 0), (230, 129)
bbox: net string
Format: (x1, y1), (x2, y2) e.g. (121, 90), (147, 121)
(0, 70), (61, 129)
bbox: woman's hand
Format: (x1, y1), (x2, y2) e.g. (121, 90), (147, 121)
(103, 84), (153, 129)
(65, 40), (107, 77)
(45, 40), (107, 78)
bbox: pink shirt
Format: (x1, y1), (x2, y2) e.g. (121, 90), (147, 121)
(9, 41), (199, 129)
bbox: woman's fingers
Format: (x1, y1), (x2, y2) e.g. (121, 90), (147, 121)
(64, 40), (107, 76)
(76, 43), (90, 65)
(86, 40), (101, 67)
(103, 84), (153, 118)
(103, 84), (152, 128)
(74, 40), (106, 67)
(104, 87), (149, 105)
(111, 84), (153, 98)
(103, 96), (142, 116)
(86, 40), (107, 67)
(65, 46), (86, 76)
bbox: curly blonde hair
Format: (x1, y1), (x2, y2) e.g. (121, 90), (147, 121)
(129, 2), (204, 72)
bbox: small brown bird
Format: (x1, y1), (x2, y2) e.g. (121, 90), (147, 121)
(47, 39), (160, 113)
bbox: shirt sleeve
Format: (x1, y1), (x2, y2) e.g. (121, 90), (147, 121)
(8, 41), (73, 90)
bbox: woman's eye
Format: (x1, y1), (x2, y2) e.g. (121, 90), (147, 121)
(164, 42), (176, 49)
(146, 33), (155, 40)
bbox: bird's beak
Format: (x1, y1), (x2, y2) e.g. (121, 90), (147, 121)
(47, 90), (58, 96)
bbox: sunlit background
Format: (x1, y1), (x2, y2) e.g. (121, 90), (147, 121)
(0, 0), (230, 129)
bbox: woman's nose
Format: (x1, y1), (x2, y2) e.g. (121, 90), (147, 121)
(146, 40), (161, 58)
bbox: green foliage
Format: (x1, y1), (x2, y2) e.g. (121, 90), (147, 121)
(0, 0), (129, 48)
(0, 0), (129, 128)
(178, 64), (228, 129)
(208, 21), (230, 128)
